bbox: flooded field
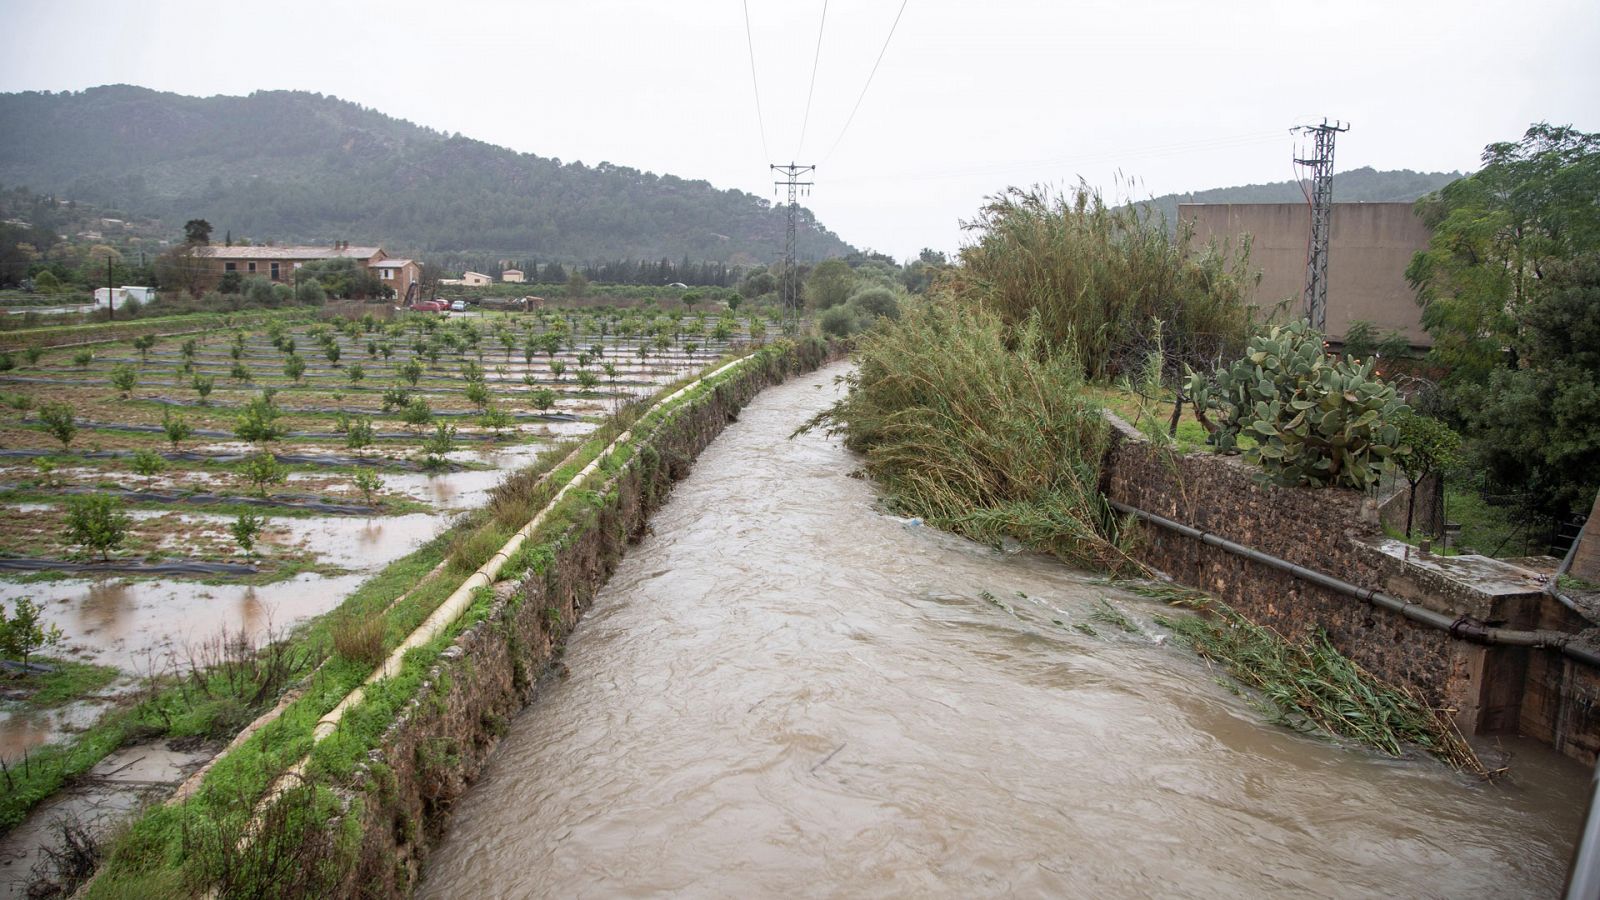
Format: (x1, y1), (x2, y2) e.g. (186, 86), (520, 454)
(0, 309), (763, 760)
(421, 360), (1589, 898)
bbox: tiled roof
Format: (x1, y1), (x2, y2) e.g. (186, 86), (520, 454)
(194, 245), (384, 260)
(373, 259), (414, 268)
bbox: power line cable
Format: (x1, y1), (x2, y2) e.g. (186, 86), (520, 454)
(822, 0), (909, 163)
(742, 0), (771, 162)
(796, 0), (830, 158)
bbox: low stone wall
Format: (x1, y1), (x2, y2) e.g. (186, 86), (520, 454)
(1099, 414), (1600, 763)
(329, 341), (835, 897)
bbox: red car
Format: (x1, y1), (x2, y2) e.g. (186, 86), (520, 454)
(408, 300), (447, 312)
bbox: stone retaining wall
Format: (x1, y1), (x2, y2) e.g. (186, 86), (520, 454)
(1099, 414), (1600, 763)
(331, 341), (836, 897)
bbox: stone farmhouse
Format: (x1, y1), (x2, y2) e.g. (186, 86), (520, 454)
(194, 241), (422, 302)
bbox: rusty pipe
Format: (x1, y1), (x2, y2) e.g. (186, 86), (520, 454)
(1108, 499), (1600, 670)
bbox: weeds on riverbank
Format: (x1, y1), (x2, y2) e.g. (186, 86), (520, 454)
(806, 302), (1138, 573)
(1150, 589), (1491, 777)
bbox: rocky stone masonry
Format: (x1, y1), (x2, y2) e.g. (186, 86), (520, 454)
(1099, 413), (1600, 764)
(330, 341), (838, 897)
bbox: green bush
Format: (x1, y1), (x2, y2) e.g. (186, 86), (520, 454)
(1392, 410), (1463, 539)
(0, 597), (64, 667)
(109, 363), (138, 397)
(345, 417), (375, 449)
(38, 401), (76, 449)
(352, 469), (385, 505)
(65, 495), (131, 560)
(230, 512), (266, 553)
(242, 452), (286, 496)
(235, 393), (286, 443)
(817, 305), (860, 338)
(129, 449), (166, 479)
(162, 410), (194, 450)
(848, 286), (901, 321)
(1188, 320), (1405, 490)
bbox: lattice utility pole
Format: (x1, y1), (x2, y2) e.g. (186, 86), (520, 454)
(771, 162), (815, 334)
(1293, 120), (1349, 332)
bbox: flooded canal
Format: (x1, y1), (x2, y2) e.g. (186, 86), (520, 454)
(421, 360), (1588, 898)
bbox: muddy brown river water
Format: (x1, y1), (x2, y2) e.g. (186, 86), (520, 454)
(420, 360), (1587, 898)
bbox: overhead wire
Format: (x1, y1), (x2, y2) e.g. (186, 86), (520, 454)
(796, 0), (830, 159)
(742, 0), (771, 162)
(822, 0), (910, 163)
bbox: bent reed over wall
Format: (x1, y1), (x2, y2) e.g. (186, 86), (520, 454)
(333, 338), (836, 896)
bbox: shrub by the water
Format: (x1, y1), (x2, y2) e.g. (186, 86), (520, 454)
(810, 301), (1136, 573)
(817, 305), (860, 338)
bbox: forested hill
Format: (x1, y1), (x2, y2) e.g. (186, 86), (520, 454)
(0, 85), (853, 264)
(1137, 167), (1463, 228)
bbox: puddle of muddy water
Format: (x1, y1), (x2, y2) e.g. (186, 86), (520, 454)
(7, 572), (369, 673)
(0, 739), (213, 898)
(0, 700), (113, 765)
(421, 360), (1590, 900)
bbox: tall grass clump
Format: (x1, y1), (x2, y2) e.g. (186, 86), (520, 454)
(811, 301), (1137, 573)
(945, 182), (1256, 380)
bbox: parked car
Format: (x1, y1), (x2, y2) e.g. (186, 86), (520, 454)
(450, 300), (468, 312)
(408, 300), (447, 312)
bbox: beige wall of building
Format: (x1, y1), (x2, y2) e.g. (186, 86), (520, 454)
(1179, 202), (1433, 346)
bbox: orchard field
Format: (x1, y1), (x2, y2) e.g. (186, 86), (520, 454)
(0, 304), (772, 762)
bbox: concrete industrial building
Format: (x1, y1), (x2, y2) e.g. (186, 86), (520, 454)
(1178, 202), (1433, 346)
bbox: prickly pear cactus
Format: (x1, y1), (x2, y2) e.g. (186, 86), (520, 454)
(1186, 319), (1406, 490)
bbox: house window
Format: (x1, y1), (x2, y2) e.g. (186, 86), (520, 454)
(224, 262), (237, 272)
(247, 262), (257, 273)
(381, 269), (394, 280)
(270, 262), (280, 280)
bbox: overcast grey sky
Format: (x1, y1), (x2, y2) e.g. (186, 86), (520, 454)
(2, 0), (1597, 259)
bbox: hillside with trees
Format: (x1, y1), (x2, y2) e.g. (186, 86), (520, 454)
(1136, 167), (1463, 227)
(0, 85), (853, 265)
